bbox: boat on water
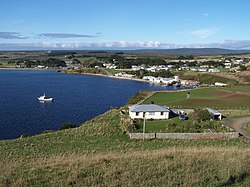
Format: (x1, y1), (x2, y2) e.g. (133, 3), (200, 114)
(38, 93), (54, 102)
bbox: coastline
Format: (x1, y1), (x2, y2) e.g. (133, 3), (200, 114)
(80, 72), (150, 83)
(0, 67), (58, 71)
(0, 67), (191, 88)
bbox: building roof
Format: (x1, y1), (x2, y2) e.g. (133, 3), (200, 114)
(129, 104), (170, 112)
(206, 108), (221, 115)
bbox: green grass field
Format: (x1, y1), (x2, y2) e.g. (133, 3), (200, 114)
(245, 123), (250, 134)
(0, 109), (250, 186)
(143, 87), (250, 110)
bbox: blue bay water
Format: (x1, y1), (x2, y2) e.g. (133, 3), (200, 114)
(0, 70), (184, 140)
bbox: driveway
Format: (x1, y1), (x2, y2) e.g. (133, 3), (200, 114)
(224, 116), (250, 140)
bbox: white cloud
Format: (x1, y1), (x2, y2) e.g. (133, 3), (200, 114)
(190, 28), (219, 38)
(202, 13), (209, 17)
(35, 41), (161, 49)
(1, 40), (250, 50)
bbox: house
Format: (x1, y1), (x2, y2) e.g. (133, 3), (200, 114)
(224, 62), (232, 69)
(142, 76), (156, 82)
(128, 104), (170, 120)
(115, 72), (135, 78)
(208, 68), (220, 73)
(214, 82), (227, 87)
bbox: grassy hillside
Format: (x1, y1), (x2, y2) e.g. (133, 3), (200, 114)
(176, 72), (240, 85)
(0, 107), (250, 186)
(144, 86), (250, 111)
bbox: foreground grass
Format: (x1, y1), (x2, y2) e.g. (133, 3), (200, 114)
(0, 109), (250, 186)
(1, 147), (249, 187)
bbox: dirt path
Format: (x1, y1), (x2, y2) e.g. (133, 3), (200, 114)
(224, 116), (250, 139)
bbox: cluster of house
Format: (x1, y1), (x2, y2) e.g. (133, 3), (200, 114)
(112, 64), (223, 73)
(188, 67), (221, 73)
(114, 72), (135, 78)
(128, 104), (223, 121)
(113, 73), (199, 87)
(142, 76), (180, 86)
(103, 63), (117, 69)
(131, 65), (173, 72)
(224, 59), (245, 69)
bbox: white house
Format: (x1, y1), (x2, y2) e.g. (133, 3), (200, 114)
(128, 104), (170, 120)
(142, 76), (156, 82)
(208, 68), (220, 73)
(224, 62), (232, 69)
(214, 82), (227, 87)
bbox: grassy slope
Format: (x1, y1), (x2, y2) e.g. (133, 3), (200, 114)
(0, 109), (250, 186)
(144, 87), (250, 110)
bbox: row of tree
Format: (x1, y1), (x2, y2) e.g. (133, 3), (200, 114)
(8, 58), (67, 68)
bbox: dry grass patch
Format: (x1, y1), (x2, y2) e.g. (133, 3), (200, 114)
(1, 147), (250, 186)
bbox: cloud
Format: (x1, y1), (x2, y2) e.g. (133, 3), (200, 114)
(38, 33), (97, 38)
(195, 40), (250, 49)
(202, 13), (209, 17)
(0, 32), (28, 39)
(190, 28), (219, 38)
(1, 40), (250, 50)
(35, 41), (161, 49)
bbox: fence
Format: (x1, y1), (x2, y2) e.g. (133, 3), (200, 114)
(128, 132), (239, 140)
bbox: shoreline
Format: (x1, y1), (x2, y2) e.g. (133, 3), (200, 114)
(0, 67), (191, 88)
(80, 72), (150, 83)
(63, 71), (193, 89)
(0, 67), (59, 71)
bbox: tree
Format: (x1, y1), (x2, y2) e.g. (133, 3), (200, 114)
(59, 123), (76, 130)
(239, 65), (247, 71)
(72, 58), (81, 64)
(191, 108), (211, 122)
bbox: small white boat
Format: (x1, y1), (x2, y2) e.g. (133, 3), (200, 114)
(38, 93), (54, 102)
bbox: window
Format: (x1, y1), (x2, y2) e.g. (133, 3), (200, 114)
(161, 112), (164, 115)
(149, 112), (155, 116)
(135, 112), (139, 116)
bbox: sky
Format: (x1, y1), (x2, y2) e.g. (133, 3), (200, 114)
(0, 0), (250, 50)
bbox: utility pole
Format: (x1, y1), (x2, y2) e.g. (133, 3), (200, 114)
(143, 112), (146, 141)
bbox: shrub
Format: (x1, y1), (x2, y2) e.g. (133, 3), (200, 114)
(59, 123), (76, 130)
(20, 134), (32, 138)
(191, 108), (211, 122)
(42, 130), (55, 134)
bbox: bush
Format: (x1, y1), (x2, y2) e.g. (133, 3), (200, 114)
(191, 108), (211, 122)
(42, 130), (55, 134)
(59, 123), (76, 130)
(20, 134), (32, 138)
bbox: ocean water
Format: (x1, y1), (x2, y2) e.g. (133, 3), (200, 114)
(0, 70), (184, 140)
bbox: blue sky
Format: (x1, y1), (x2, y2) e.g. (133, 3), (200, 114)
(0, 0), (250, 50)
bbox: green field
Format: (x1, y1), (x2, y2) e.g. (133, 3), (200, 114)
(133, 117), (230, 133)
(0, 109), (250, 186)
(143, 87), (250, 110)
(245, 123), (250, 134)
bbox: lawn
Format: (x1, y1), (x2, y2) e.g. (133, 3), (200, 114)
(143, 87), (250, 110)
(134, 117), (191, 133)
(133, 116), (230, 133)
(244, 123), (250, 134)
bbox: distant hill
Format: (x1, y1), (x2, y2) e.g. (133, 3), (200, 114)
(132, 48), (250, 56)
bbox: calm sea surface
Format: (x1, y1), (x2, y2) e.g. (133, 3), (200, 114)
(0, 70), (185, 140)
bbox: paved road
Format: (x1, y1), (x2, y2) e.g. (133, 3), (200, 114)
(224, 116), (250, 140)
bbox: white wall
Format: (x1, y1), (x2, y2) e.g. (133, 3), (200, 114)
(129, 111), (169, 120)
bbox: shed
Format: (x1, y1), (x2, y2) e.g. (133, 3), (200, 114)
(206, 108), (223, 120)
